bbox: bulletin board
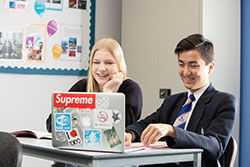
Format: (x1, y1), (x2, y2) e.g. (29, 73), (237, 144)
(0, 0), (95, 75)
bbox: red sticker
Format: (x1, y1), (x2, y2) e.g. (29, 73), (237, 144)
(70, 129), (77, 137)
(53, 93), (95, 108)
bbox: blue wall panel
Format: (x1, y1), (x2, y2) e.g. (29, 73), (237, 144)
(240, 0), (250, 166)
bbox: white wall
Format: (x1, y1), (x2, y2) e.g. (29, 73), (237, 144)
(0, 0), (122, 133)
(122, 0), (240, 166)
(95, 0), (122, 43)
(122, 0), (202, 118)
(203, 1), (240, 167)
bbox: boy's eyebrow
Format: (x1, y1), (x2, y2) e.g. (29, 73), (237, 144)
(178, 59), (198, 64)
(189, 61), (198, 64)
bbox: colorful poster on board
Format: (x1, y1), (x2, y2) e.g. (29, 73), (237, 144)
(0, 32), (22, 59)
(4, 0), (30, 13)
(46, 0), (63, 11)
(0, 0), (95, 75)
(22, 23), (46, 62)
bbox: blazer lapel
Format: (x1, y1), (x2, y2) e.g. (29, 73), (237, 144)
(187, 84), (215, 132)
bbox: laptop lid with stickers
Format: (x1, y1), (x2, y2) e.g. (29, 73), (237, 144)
(51, 92), (125, 153)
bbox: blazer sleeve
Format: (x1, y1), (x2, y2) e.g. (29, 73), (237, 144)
(68, 78), (87, 92)
(120, 79), (143, 127)
(126, 94), (180, 141)
(167, 92), (237, 162)
(46, 114), (52, 132)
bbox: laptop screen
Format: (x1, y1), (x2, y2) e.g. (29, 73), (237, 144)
(51, 92), (126, 153)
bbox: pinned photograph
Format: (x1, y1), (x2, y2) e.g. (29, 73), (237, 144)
(53, 0), (61, 4)
(77, 45), (82, 53)
(61, 41), (68, 54)
(17, 4), (26, 9)
(69, 51), (76, 57)
(9, 1), (16, 9)
(69, 0), (77, 8)
(27, 49), (42, 61)
(0, 32), (22, 59)
(26, 36), (34, 49)
(45, 0), (63, 11)
(78, 0), (87, 10)
(69, 37), (77, 49)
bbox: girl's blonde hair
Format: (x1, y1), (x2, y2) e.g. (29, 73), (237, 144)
(87, 38), (127, 92)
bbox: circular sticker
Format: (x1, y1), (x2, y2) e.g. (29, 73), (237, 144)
(52, 44), (62, 59)
(47, 20), (57, 36)
(70, 129), (77, 138)
(97, 111), (108, 123)
(34, 0), (45, 16)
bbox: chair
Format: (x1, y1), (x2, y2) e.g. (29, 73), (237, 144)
(0, 131), (23, 167)
(224, 136), (238, 167)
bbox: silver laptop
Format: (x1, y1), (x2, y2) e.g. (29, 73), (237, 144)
(51, 92), (125, 153)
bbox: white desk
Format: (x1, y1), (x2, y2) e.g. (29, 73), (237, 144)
(18, 138), (203, 167)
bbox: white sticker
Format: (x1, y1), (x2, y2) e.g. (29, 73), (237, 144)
(82, 115), (91, 127)
(65, 128), (82, 146)
(96, 96), (110, 109)
(94, 109), (112, 129)
(83, 129), (102, 148)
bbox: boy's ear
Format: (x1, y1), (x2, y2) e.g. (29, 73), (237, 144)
(208, 62), (215, 74)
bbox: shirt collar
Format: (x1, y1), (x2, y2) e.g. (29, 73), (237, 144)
(188, 83), (210, 101)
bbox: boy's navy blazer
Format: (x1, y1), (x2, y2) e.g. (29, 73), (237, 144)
(126, 84), (237, 167)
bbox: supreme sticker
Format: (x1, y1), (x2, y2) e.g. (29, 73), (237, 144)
(53, 93), (95, 108)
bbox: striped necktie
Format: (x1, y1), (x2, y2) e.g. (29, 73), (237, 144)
(174, 94), (195, 129)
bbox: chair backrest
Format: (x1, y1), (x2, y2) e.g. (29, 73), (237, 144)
(0, 131), (23, 167)
(224, 136), (238, 167)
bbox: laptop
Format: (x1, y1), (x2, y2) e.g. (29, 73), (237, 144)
(51, 92), (126, 153)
